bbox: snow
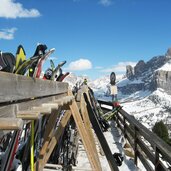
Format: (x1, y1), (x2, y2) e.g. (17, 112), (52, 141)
(157, 60), (171, 71)
(117, 78), (144, 87)
(76, 122), (139, 171)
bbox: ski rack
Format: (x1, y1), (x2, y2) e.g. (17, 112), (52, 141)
(0, 72), (118, 171)
(98, 99), (171, 171)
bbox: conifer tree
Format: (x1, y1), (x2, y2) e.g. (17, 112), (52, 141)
(152, 120), (169, 143)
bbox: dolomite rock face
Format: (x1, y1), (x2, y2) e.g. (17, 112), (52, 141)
(123, 48), (171, 95)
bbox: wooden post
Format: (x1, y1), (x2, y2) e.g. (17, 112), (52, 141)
(123, 117), (126, 138)
(134, 126), (138, 166)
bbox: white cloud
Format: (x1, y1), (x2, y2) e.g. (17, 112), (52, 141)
(67, 59), (92, 71)
(101, 61), (137, 73)
(0, 27), (17, 40)
(99, 0), (112, 6)
(0, 0), (40, 18)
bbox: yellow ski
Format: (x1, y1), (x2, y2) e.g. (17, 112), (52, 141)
(15, 45), (26, 71)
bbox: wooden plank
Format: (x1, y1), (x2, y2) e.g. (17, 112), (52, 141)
(39, 108), (61, 156)
(80, 95), (102, 171)
(0, 71), (68, 103)
(41, 96), (74, 108)
(54, 95), (74, 105)
(0, 95), (65, 118)
(17, 110), (40, 120)
(42, 103), (59, 109)
(137, 151), (154, 171)
(38, 110), (71, 170)
(0, 118), (23, 130)
(137, 138), (155, 164)
(31, 106), (52, 114)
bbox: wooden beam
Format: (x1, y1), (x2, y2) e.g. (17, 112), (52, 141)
(17, 110), (40, 120)
(42, 103), (59, 109)
(38, 110), (71, 170)
(41, 96), (74, 108)
(0, 71), (68, 103)
(31, 106), (52, 114)
(0, 94), (66, 119)
(39, 108), (61, 156)
(0, 118), (23, 130)
(54, 95), (74, 105)
(80, 95), (102, 171)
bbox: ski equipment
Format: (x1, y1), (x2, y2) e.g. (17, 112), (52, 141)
(0, 52), (16, 73)
(15, 45), (26, 71)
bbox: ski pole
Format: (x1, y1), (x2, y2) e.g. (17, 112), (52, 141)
(31, 120), (34, 171)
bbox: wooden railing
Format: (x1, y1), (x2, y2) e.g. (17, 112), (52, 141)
(98, 99), (171, 171)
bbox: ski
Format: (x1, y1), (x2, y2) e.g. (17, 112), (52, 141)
(51, 61), (66, 81)
(33, 48), (55, 78)
(1, 131), (20, 171)
(50, 59), (55, 71)
(57, 72), (70, 82)
(15, 55), (41, 75)
(15, 45), (26, 71)
(103, 106), (122, 121)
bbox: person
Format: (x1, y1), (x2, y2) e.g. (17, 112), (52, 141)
(110, 84), (118, 102)
(110, 72), (117, 101)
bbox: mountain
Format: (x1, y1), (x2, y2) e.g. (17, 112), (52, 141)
(64, 48), (171, 132)
(87, 47), (171, 132)
(125, 49), (171, 94)
(63, 72), (90, 88)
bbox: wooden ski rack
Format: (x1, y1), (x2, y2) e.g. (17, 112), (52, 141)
(0, 72), (116, 171)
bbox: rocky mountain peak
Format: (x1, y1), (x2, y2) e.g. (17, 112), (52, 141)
(166, 47), (171, 59)
(123, 48), (171, 95)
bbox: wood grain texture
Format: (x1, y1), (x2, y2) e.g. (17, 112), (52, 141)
(0, 71), (68, 103)
(0, 118), (23, 130)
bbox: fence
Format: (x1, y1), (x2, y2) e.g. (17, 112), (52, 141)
(98, 99), (171, 171)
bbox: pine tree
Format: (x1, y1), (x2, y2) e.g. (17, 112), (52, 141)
(152, 120), (169, 143)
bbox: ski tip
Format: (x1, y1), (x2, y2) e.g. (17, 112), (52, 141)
(51, 48), (55, 51)
(16, 45), (26, 55)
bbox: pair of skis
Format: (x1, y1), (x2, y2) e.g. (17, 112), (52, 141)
(44, 60), (69, 82)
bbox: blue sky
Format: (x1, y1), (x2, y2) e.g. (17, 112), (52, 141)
(0, 0), (171, 79)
